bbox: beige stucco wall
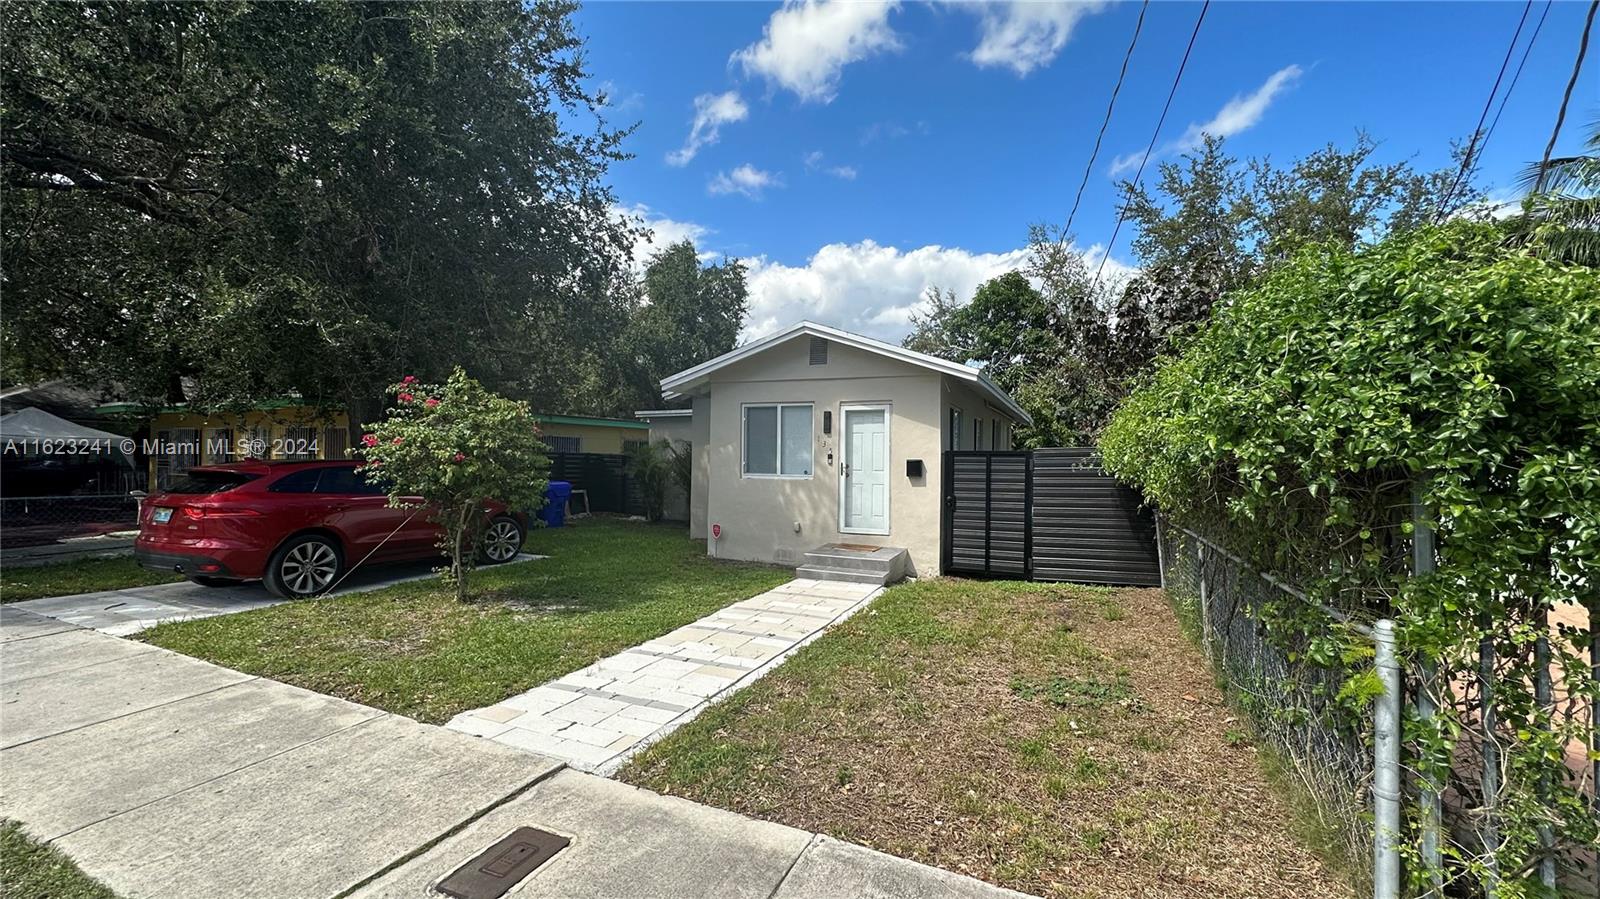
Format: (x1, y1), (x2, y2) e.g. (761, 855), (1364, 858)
(940, 378), (1017, 453)
(698, 338), (947, 575)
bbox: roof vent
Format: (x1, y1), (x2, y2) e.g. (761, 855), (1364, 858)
(809, 336), (828, 365)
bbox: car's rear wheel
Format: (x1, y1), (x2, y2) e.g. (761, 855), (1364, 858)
(264, 534), (343, 599)
(189, 576), (241, 588)
(480, 515), (524, 564)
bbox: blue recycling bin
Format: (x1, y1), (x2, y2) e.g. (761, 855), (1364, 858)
(542, 480), (572, 528)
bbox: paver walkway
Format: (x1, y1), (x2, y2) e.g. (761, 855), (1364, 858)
(8, 553), (542, 636)
(447, 577), (881, 773)
(0, 604), (1030, 898)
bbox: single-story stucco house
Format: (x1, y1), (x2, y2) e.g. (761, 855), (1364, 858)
(637, 321), (1030, 582)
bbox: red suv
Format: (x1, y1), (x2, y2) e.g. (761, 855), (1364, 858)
(135, 460), (528, 598)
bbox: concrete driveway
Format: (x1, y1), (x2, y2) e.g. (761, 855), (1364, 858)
(9, 553), (542, 636)
(0, 607), (1031, 899)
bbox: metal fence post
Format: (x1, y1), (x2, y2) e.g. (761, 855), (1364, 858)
(1479, 625), (1500, 899)
(1373, 619), (1402, 899)
(1412, 487), (1443, 895)
(1198, 542), (1214, 663)
(1533, 635), (1556, 891)
(1154, 513), (1168, 589)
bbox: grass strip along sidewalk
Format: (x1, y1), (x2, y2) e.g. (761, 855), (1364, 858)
(140, 519), (789, 724)
(1, 557), (180, 604)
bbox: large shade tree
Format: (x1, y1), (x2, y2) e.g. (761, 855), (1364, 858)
(1, 0), (637, 427)
(625, 240), (748, 406)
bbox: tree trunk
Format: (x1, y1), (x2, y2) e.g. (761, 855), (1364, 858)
(452, 501), (474, 602)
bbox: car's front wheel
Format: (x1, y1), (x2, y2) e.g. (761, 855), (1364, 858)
(264, 534), (343, 598)
(479, 515), (524, 564)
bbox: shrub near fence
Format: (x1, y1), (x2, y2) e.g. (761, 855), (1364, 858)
(1101, 223), (1599, 895)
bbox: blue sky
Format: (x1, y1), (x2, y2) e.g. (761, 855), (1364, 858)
(575, 1), (1597, 341)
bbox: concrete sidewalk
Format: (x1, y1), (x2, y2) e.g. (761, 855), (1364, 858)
(0, 607), (1029, 899)
(447, 577), (881, 774)
(8, 553), (542, 636)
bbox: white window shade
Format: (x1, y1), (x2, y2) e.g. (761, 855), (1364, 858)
(780, 405), (813, 475)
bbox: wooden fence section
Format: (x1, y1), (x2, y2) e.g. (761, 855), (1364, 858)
(941, 447), (1160, 587)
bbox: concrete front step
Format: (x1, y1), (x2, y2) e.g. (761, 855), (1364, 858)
(799, 544), (909, 584)
(794, 565), (893, 586)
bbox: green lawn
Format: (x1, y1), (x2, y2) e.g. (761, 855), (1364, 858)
(140, 519), (788, 723)
(0, 557), (180, 603)
(1, 820), (118, 899)
(621, 579), (1348, 899)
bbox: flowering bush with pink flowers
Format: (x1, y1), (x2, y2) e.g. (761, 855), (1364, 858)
(359, 368), (548, 601)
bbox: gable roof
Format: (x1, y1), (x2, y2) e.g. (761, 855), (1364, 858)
(660, 321), (1032, 426)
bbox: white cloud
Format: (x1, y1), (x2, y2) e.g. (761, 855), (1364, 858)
(741, 241), (1030, 343)
(1110, 64), (1304, 177)
(708, 164), (783, 199)
(615, 204), (1135, 345)
(612, 203), (715, 271)
(1107, 150), (1144, 177)
(1176, 64), (1303, 147)
(968, 0), (1111, 76)
(731, 0), (901, 103)
(804, 150), (858, 180)
(667, 91), (749, 166)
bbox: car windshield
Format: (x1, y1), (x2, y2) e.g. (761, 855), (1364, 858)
(161, 471), (259, 495)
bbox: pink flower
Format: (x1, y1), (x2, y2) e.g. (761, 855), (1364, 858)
(401, 375), (417, 384)
(424, 397), (439, 408)
(453, 452), (466, 462)
(361, 434), (378, 447)
(391, 437), (403, 445)
(398, 392), (414, 403)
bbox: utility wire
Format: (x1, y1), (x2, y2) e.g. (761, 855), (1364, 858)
(1094, 0), (1210, 285)
(1061, 0), (1150, 243)
(1483, 0), (1554, 151)
(1435, 0), (1534, 221)
(1534, 0), (1598, 192)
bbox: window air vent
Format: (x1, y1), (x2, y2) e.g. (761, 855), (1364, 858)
(809, 336), (828, 365)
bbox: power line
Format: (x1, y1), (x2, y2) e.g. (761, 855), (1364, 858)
(1094, 0), (1210, 285)
(1534, 0), (1598, 192)
(1061, 0), (1150, 242)
(1435, 0), (1534, 221)
(1483, 0), (1553, 151)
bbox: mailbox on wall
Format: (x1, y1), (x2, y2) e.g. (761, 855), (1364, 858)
(906, 459), (924, 478)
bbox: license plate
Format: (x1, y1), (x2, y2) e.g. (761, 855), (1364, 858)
(152, 508), (173, 524)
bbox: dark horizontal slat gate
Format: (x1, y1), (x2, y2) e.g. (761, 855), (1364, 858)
(941, 447), (1160, 587)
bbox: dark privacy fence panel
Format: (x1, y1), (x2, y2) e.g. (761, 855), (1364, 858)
(942, 448), (1159, 587)
(546, 453), (643, 516)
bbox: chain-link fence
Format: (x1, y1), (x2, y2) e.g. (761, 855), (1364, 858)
(0, 495), (142, 548)
(1159, 520), (1379, 890)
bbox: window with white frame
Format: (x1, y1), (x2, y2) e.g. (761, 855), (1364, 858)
(948, 408), (962, 451)
(743, 403), (813, 477)
(974, 417), (983, 450)
(991, 419), (1001, 451)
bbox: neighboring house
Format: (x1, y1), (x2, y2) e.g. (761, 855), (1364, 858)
(637, 321), (1030, 577)
(530, 414), (649, 455)
(94, 400), (352, 491)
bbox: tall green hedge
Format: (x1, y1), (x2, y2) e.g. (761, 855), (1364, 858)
(1100, 221), (1599, 892)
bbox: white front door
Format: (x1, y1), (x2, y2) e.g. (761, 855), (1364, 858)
(841, 406), (889, 534)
